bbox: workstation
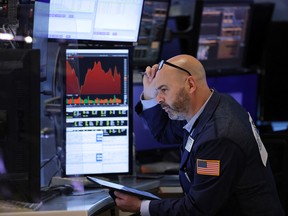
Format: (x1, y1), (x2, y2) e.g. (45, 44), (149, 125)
(0, 0), (288, 215)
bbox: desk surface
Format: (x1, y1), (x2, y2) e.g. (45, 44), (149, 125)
(42, 177), (161, 215)
(0, 177), (160, 216)
(40, 189), (112, 215)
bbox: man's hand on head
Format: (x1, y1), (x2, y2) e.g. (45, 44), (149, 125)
(142, 65), (158, 100)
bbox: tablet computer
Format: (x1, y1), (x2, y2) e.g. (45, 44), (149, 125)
(86, 176), (161, 200)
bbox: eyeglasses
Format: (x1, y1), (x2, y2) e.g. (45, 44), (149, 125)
(158, 60), (192, 76)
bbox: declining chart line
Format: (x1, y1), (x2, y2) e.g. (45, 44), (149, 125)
(66, 60), (122, 105)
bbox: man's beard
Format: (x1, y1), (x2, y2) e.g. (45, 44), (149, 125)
(161, 87), (190, 120)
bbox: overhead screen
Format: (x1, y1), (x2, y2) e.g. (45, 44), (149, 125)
(133, 0), (170, 69)
(63, 47), (133, 176)
(191, 0), (252, 73)
(48, 0), (144, 43)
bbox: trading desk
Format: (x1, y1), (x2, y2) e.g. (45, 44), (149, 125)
(0, 177), (160, 216)
(39, 189), (113, 216)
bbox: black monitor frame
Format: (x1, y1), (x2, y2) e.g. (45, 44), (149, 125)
(0, 49), (41, 203)
(47, 0), (144, 44)
(133, 0), (171, 70)
(60, 44), (134, 178)
(258, 21), (288, 122)
(190, 0), (252, 74)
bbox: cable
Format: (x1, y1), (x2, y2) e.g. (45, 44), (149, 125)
(40, 154), (57, 169)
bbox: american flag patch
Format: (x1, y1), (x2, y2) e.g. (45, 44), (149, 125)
(197, 159), (220, 176)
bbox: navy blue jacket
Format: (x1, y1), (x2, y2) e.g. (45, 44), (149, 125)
(135, 90), (284, 216)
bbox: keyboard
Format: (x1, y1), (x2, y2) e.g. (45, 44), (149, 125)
(0, 200), (42, 212)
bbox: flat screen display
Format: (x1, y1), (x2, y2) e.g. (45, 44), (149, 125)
(63, 47), (133, 176)
(48, 0), (144, 43)
(191, 1), (252, 73)
(133, 0), (170, 69)
(0, 49), (40, 203)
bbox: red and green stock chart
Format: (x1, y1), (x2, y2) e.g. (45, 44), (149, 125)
(64, 48), (131, 176)
(66, 53), (128, 106)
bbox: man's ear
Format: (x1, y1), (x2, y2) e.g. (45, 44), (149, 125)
(187, 76), (197, 93)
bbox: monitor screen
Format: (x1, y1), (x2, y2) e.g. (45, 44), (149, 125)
(63, 47), (133, 176)
(259, 22), (288, 122)
(191, 0), (252, 73)
(207, 73), (258, 122)
(48, 0), (144, 43)
(0, 49), (40, 203)
(133, 0), (170, 69)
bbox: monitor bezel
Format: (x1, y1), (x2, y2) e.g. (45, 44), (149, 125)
(47, 0), (145, 44)
(0, 49), (41, 203)
(189, 0), (253, 74)
(61, 45), (134, 178)
(133, 0), (171, 70)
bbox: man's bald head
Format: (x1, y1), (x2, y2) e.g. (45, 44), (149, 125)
(167, 54), (207, 81)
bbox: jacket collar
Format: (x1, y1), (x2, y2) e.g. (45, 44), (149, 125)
(180, 90), (221, 168)
(192, 89), (221, 139)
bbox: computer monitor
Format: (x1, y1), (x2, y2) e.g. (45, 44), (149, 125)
(48, 0), (144, 43)
(259, 22), (288, 122)
(245, 2), (275, 68)
(32, 0), (50, 81)
(0, 49), (41, 203)
(133, 0), (170, 69)
(63, 47), (133, 177)
(207, 73), (259, 122)
(190, 0), (252, 74)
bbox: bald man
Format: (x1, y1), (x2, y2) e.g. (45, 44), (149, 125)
(113, 55), (284, 215)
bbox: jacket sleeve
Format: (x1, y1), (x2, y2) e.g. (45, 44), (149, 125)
(135, 101), (186, 145)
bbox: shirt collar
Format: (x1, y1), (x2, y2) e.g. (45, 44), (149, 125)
(183, 89), (214, 133)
